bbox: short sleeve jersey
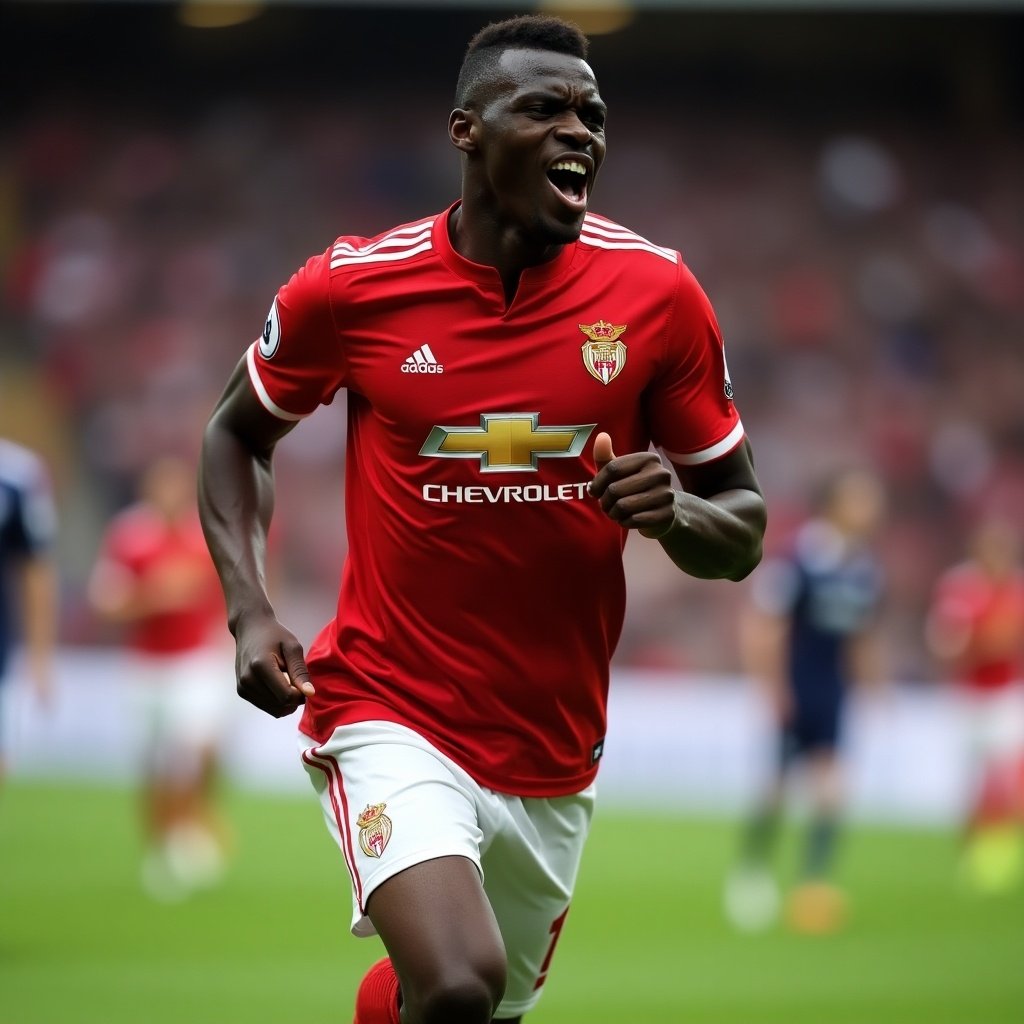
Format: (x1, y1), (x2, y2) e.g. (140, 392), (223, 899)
(0, 441), (57, 678)
(95, 505), (224, 656)
(753, 521), (884, 698)
(929, 563), (1024, 690)
(248, 204), (745, 796)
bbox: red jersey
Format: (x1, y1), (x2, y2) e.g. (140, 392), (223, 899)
(249, 204), (745, 796)
(96, 506), (223, 656)
(930, 563), (1024, 691)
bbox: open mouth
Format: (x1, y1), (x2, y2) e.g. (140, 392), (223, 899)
(546, 159), (589, 209)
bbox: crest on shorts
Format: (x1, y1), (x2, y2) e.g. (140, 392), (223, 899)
(579, 321), (627, 385)
(356, 802), (393, 858)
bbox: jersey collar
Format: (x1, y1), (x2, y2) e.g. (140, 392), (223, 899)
(432, 201), (578, 300)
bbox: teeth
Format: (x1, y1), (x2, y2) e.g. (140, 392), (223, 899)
(551, 160), (587, 176)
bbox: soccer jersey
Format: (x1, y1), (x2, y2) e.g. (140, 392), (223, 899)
(754, 521), (884, 699)
(0, 441), (56, 679)
(248, 203), (744, 796)
(929, 563), (1024, 691)
(94, 505), (223, 656)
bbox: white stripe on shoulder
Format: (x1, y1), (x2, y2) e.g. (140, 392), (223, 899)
(333, 217), (435, 247)
(331, 238), (433, 269)
(579, 233), (678, 263)
(330, 219), (436, 263)
(582, 216), (677, 260)
(662, 420), (745, 466)
(332, 230), (431, 260)
(246, 343), (305, 421)
(332, 223), (433, 256)
(582, 213), (641, 235)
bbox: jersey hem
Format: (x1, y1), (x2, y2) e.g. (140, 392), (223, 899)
(300, 703), (600, 798)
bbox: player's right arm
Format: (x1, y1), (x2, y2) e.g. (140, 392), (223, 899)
(199, 362), (314, 718)
(202, 248), (346, 717)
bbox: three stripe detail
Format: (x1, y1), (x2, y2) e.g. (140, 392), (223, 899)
(579, 214), (678, 263)
(325, 213), (676, 270)
(330, 218), (436, 269)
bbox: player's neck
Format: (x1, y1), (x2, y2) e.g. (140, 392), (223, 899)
(449, 200), (563, 304)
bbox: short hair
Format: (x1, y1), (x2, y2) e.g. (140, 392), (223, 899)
(455, 14), (589, 108)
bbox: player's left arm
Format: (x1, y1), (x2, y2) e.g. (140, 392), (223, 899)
(848, 628), (886, 690)
(12, 463), (59, 705)
(21, 554), (58, 705)
(590, 432), (765, 581)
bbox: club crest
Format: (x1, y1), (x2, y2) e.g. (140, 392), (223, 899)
(356, 802), (393, 858)
(579, 321), (627, 385)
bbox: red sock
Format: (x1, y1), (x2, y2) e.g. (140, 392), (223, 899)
(354, 957), (401, 1024)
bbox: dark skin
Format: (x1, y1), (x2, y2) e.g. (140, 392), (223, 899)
(200, 45), (764, 1024)
(448, 49), (608, 303)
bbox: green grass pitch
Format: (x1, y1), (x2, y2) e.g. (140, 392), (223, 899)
(1, 781), (1022, 1023)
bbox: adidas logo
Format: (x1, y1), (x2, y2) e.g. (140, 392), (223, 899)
(402, 343), (444, 374)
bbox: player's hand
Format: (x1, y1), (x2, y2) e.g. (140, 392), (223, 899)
(588, 432), (677, 538)
(232, 611), (315, 718)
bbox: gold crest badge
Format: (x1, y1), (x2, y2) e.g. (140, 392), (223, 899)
(356, 802), (393, 858)
(579, 321), (627, 385)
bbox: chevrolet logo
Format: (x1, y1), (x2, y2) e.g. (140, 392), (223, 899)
(420, 414), (596, 473)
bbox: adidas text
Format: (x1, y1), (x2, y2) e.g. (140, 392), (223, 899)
(403, 343), (443, 374)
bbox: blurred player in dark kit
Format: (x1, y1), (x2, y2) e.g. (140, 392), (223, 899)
(200, 14), (766, 1023)
(927, 517), (1024, 893)
(0, 439), (58, 791)
(725, 468), (886, 934)
(89, 456), (233, 900)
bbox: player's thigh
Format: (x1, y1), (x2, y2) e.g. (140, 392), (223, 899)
(367, 854), (507, 1015)
(127, 656), (175, 775)
(299, 721), (488, 937)
(132, 651), (225, 783)
(162, 649), (234, 766)
(970, 686), (1024, 760)
(483, 786), (595, 1019)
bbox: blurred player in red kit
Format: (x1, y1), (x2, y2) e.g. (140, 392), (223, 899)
(199, 15), (766, 1024)
(927, 517), (1024, 893)
(89, 456), (233, 900)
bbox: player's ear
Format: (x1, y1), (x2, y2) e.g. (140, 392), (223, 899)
(449, 108), (479, 154)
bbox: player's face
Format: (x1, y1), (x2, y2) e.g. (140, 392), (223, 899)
(830, 472), (886, 539)
(470, 49), (607, 244)
(143, 457), (196, 520)
(971, 520), (1022, 576)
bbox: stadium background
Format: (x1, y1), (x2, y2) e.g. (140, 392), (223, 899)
(2, 2), (1023, 1022)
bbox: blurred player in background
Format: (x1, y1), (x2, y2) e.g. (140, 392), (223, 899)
(88, 455), (232, 901)
(725, 468), (886, 934)
(199, 13), (766, 1024)
(0, 439), (58, 793)
(927, 517), (1024, 893)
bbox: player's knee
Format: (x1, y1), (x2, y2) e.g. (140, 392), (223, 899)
(408, 957), (506, 1024)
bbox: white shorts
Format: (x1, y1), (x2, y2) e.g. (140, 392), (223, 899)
(131, 647), (234, 780)
(300, 721), (595, 1018)
(961, 683), (1024, 762)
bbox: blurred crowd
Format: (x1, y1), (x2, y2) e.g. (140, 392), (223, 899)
(2, 74), (1022, 682)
